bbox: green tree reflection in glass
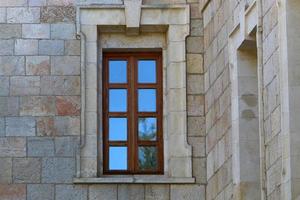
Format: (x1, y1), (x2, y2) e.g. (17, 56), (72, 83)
(138, 118), (157, 141)
(138, 147), (157, 170)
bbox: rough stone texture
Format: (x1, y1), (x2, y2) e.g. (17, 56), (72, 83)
(5, 117), (36, 136)
(51, 24), (76, 39)
(0, 137), (26, 157)
(145, 185), (170, 200)
(54, 116), (80, 136)
(27, 137), (55, 157)
(0, 77), (9, 96)
(0, 24), (21, 39)
(15, 39), (39, 55)
(0, 158), (12, 183)
(13, 158), (41, 183)
(38, 40), (64, 55)
(118, 185), (145, 200)
(0, 56), (25, 75)
(0, 97), (19, 116)
(26, 56), (50, 75)
(0, 40), (14, 55)
(41, 7), (75, 23)
(10, 76), (40, 96)
(55, 136), (79, 157)
(41, 76), (80, 95)
(56, 185), (87, 200)
(170, 185), (205, 200)
(22, 24), (50, 39)
(27, 184), (54, 200)
(51, 56), (80, 75)
(20, 96), (56, 116)
(7, 7), (40, 23)
(56, 96), (81, 115)
(42, 158), (75, 183)
(65, 40), (80, 55)
(89, 185), (117, 200)
(0, 117), (4, 136)
(0, 184), (26, 200)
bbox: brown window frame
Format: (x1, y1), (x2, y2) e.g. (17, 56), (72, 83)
(101, 52), (163, 175)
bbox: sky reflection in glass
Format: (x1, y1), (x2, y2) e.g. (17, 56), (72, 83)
(109, 60), (127, 83)
(109, 118), (127, 141)
(138, 146), (157, 170)
(109, 147), (127, 170)
(109, 89), (127, 112)
(138, 118), (157, 141)
(138, 89), (156, 112)
(138, 60), (156, 83)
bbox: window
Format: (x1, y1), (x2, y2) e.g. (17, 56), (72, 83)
(102, 52), (163, 174)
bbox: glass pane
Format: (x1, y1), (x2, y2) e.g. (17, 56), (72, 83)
(138, 146), (157, 170)
(109, 147), (127, 170)
(109, 60), (127, 83)
(138, 89), (156, 112)
(138, 60), (156, 83)
(109, 118), (127, 141)
(138, 118), (157, 141)
(109, 89), (127, 112)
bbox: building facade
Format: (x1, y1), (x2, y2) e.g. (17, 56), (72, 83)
(0, 0), (299, 199)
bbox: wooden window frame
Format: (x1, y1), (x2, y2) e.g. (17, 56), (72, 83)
(101, 52), (163, 175)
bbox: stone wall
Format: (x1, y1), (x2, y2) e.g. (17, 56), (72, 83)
(0, 0), (206, 199)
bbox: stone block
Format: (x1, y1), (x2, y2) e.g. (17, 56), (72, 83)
(41, 76), (80, 95)
(0, 117), (4, 136)
(0, 77), (9, 96)
(55, 185), (87, 200)
(0, 97), (19, 116)
(38, 40), (64, 55)
(27, 184), (54, 200)
(0, 137), (26, 157)
(54, 116), (80, 135)
(193, 158), (206, 184)
(6, 117), (35, 137)
(36, 117), (55, 136)
(191, 19), (203, 36)
(10, 76), (40, 96)
(187, 54), (204, 74)
(22, 24), (50, 39)
(170, 185), (205, 200)
(145, 185), (169, 200)
(26, 56), (50, 75)
(27, 137), (54, 157)
(0, 8), (5, 23)
(13, 158), (41, 183)
(187, 95), (205, 116)
(51, 24), (75, 39)
(20, 96), (56, 116)
(7, 7), (40, 23)
(188, 136), (205, 157)
(187, 74), (204, 94)
(0, 24), (21, 39)
(65, 40), (80, 56)
(89, 185), (117, 200)
(0, 56), (25, 75)
(47, 0), (75, 6)
(118, 185), (145, 200)
(51, 56), (80, 75)
(55, 136), (79, 157)
(0, 184), (26, 200)
(42, 158), (75, 183)
(188, 116), (205, 137)
(56, 96), (81, 116)
(0, 158), (12, 183)
(187, 36), (203, 53)
(0, 0), (27, 6)
(0, 40), (14, 55)
(29, 0), (47, 6)
(15, 39), (38, 55)
(41, 6), (75, 23)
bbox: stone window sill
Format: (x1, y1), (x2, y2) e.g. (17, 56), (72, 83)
(73, 176), (195, 184)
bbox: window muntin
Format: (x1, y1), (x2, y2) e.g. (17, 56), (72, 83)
(102, 52), (163, 174)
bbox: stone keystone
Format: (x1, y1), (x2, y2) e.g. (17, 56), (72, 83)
(124, 0), (142, 35)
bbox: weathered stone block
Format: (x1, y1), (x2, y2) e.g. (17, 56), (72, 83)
(188, 116), (206, 136)
(27, 184), (54, 200)
(187, 95), (205, 116)
(0, 117), (4, 136)
(0, 40), (14, 55)
(6, 117), (35, 137)
(145, 185), (169, 200)
(22, 24), (50, 39)
(20, 96), (56, 116)
(0, 184), (26, 200)
(65, 40), (80, 56)
(42, 158), (75, 183)
(118, 185), (145, 200)
(0, 8), (5, 23)
(188, 136), (205, 157)
(27, 137), (54, 157)
(47, 0), (75, 6)
(55, 136), (79, 157)
(170, 185), (205, 200)
(0, 0), (27, 6)
(187, 74), (204, 94)
(26, 56), (50, 75)
(56, 96), (81, 116)
(56, 185), (87, 200)
(41, 6), (75, 23)
(7, 7), (40, 23)
(0, 158), (12, 183)
(54, 116), (80, 136)
(0, 137), (26, 157)
(0, 77), (9, 96)
(41, 76), (80, 95)
(15, 39), (38, 55)
(29, 0), (47, 6)
(10, 76), (40, 96)
(191, 19), (203, 36)
(193, 158), (206, 184)
(0, 97), (19, 116)
(51, 24), (75, 39)
(51, 56), (80, 75)
(36, 117), (55, 136)
(13, 158), (41, 183)
(187, 36), (203, 53)
(0, 24), (21, 39)
(0, 56), (25, 75)
(89, 185), (117, 200)
(187, 54), (204, 74)
(38, 40), (64, 55)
